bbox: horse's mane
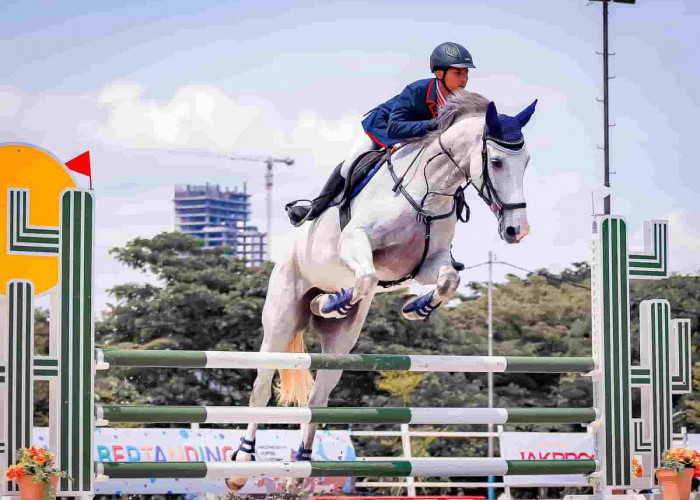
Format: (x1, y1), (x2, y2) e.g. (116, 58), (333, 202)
(411, 90), (490, 147)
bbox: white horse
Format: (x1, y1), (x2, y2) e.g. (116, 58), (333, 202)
(226, 90), (537, 491)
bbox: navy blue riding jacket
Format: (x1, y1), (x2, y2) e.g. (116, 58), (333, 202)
(361, 78), (444, 148)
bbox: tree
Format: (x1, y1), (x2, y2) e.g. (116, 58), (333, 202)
(96, 232), (272, 409)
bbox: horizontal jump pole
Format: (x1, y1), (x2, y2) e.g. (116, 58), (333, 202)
(97, 405), (597, 425)
(95, 349), (595, 373)
(97, 458), (598, 479)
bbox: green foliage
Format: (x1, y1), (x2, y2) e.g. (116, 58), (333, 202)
(95, 232), (273, 409)
(375, 371), (427, 404)
(33, 309), (50, 426)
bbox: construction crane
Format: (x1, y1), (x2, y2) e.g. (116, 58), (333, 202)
(169, 150), (294, 260)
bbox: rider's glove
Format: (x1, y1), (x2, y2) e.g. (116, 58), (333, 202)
(426, 118), (439, 131)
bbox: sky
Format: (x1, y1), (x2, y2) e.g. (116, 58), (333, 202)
(1, 0), (698, 313)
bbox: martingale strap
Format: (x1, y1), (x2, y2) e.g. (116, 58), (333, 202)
(379, 149), (468, 288)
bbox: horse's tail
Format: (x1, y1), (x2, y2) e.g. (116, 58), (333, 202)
(277, 330), (314, 406)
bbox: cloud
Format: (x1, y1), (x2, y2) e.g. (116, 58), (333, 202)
(2, 80), (696, 313)
(95, 82), (268, 150)
(274, 110), (364, 171)
(666, 210), (700, 274)
(89, 81), (362, 173)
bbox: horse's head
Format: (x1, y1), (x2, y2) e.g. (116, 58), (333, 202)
(417, 91), (536, 244)
(472, 100), (536, 244)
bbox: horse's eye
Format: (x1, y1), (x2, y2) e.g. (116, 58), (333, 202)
(491, 158), (503, 168)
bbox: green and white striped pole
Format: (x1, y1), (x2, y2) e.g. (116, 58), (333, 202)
(1, 281), (35, 494)
(591, 216), (633, 490)
(56, 190), (95, 496)
(97, 458), (598, 480)
(97, 406), (598, 425)
(632, 300), (693, 483)
(96, 350), (595, 373)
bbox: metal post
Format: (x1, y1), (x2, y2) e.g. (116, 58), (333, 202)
(265, 159), (273, 260)
(487, 251), (495, 499)
(400, 424), (417, 496)
(602, 0), (611, 215)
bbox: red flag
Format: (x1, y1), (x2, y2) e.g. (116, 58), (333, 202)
(66, 151), (92, 189)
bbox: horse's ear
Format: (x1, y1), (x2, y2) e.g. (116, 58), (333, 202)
(485, 101), (499, 133)
(516, 99), (537, 128)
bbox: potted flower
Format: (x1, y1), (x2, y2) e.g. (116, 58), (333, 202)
(633, 456), (644, 478)
(4, 446), (68, 500)
(655, 447), (699, 500)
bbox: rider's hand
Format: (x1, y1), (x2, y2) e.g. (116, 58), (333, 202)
(426, 118), (439, 131)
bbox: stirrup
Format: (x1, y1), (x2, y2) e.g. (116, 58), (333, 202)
(450, 249), (465, 271)
(285, 200), (313, 227)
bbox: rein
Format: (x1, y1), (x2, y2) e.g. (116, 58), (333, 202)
(379, 125), (525, 288)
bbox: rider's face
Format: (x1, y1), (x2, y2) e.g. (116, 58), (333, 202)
(437, 67), (469, 92)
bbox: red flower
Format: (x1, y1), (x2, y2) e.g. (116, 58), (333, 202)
(4, 465), (25, 481)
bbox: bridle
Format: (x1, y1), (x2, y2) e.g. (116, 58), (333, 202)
(380, 123), (526, 288)
(439, 125), (527, 220)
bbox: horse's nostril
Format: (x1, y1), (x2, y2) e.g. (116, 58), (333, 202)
(505, 226), (517, 238)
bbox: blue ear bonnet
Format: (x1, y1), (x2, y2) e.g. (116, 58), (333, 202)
(491, 114), (526, 143)
(485, 100), (537, 148)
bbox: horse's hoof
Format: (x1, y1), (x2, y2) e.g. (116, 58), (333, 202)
(401, 291), (442, 321)
(225, 448), (253, 492)
(310, 288), (354, 319)
(224, 477), (246, 492)
(282, 477), (306, 493)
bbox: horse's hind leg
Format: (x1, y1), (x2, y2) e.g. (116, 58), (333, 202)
(226, 259), (311, 492)
(311, 228), (377, 318)
(297, 294), (374, 465)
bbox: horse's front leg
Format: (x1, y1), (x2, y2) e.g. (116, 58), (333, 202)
(339, 227), (378, 301)
(401, 250), (460, 321)
(310, 228), (377, 318)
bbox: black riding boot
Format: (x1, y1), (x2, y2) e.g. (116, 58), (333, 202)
(286, 163), (345, 227)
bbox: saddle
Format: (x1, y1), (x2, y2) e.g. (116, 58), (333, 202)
(338, 149), (388, 229)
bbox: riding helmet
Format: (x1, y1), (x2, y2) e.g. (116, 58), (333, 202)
(430, 42), (475, 72)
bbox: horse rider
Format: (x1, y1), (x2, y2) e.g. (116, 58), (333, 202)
(285, 41), (476, 227)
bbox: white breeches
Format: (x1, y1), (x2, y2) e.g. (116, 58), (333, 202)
(340, 132), (381, 178)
